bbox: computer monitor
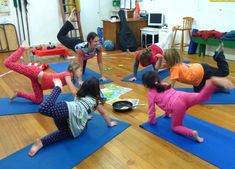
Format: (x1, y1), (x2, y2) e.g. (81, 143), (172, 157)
(148, 13), (164, 27)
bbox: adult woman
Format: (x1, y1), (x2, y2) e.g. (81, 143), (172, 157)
(57, 8), (107, 82)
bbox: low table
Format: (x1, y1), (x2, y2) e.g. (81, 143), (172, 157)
(31, 47), (69, 62)
(192, 37), (235, 56)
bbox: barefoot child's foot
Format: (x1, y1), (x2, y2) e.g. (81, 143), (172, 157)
(28, 139), (43, 157)
(10, 90), (18, 103)
(53, 78), (63, 89)
(21, 41), (30, 49)
(193, 130), (204, 143)
(216, 41), (224, 53)
(214, 41), (224, 60)
(211, 77), (234, 89)
(68, 8), (77, 22)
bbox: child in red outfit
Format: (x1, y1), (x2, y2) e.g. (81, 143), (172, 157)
(4, 41), (81, 104)
(128, 32), (172, 82)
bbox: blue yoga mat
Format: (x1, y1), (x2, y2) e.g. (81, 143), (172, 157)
(0, 93), (74, 116)
(0, 114), (130, 169)
(140, 115), (235, 169)
(176, 88), (235, 104)
(122, 66), (169, 84)
(49, 62), (113, 84)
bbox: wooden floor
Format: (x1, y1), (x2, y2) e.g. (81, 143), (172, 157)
(0, 48), (235, 169)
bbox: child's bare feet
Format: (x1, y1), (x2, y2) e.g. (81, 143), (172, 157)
(210, 77), (234, 89)
(10, 90), (18, 103)
(68, 8), (76, 22)
(21, 41), (30, 49)
(53, 78), (63, 89)
(28, 139), (43, 157)
(216, 41), (224, 53)
(193, 130), (204, 143)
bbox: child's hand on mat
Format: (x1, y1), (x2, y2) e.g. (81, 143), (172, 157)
(109, 121), (118, 127)
(86, 115), (93, 120)
(53, 78), (63, 89)
(164, 113), (171, 118)
(149, 119), (156, 125)
(128, 77), (137, 82)
(100, 76), (107, 82)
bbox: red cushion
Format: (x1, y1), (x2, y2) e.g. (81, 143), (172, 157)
(31, 47), (69, 57)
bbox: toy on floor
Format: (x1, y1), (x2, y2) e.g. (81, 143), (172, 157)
(47, 42), (56, 49)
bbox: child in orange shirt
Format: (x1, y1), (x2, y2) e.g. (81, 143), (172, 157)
(157, 43), (229, 92)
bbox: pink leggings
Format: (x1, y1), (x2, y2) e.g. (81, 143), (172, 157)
(171, 82), (217, 138)
(4, 47), (43, 104)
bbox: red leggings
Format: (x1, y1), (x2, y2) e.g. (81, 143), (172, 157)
(4, 48), (43, 104)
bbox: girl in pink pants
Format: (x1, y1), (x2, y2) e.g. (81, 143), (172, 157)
(4, 42), (81, 104)
(142, 70), (233, 142)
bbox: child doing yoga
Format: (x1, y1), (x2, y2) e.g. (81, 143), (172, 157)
(29, 77), (117, 156)
(4, 41), (81, 104)
(156, 42), (229, 92)
(128, 32), (172, 82)
(57, 8), (107, 82)
(142, 70), (233, 142)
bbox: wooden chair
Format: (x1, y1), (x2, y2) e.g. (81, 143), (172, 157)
(0, 24), (19, 52)
(171, 17), (194, 52)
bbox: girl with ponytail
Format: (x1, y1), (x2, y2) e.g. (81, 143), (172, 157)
(142, 70), (233, 142)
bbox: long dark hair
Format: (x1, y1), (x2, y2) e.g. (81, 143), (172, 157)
(76, 77), (105, 106)
(139, 47), (152, 66)
(87, 32), (98, 42)
(142, 71), (171, 92)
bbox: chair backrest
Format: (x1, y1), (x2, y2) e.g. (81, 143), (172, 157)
(182, 17), (194, 29)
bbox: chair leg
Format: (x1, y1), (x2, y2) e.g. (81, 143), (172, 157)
(180, 30), (184, 52)
(188, 30), (191, 40)
(171, 30), (177, 48)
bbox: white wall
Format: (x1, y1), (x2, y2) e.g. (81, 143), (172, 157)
(1, 0), (234, 59)
(139, 0), (235, 60)
(0, 0), (61, 46)
(0, 0), (112, 46)
(80, 0), (113, 39)
(140, 0), (235, 31)
(27, 0), (61, 46)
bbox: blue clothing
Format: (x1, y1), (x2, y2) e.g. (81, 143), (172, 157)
(38, 86), (99, 147)
(39, 87), (73, 146)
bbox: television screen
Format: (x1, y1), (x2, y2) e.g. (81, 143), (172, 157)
(148, 13), (164, 27)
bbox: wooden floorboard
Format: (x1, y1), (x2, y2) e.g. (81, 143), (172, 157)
(0, 48), (235, 169)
